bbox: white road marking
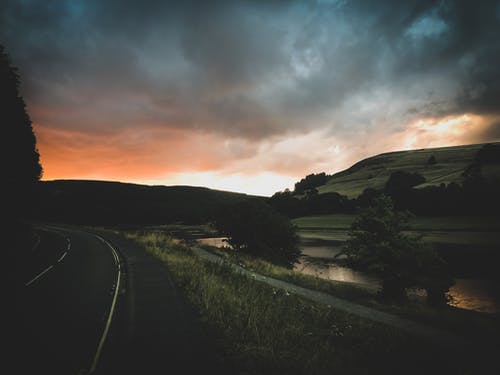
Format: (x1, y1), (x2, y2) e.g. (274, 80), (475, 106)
(25, 265), (54, 287)
(58, 251), (68, 263)
(88, 234), (121, 374)
(25, 232), (71, 287)
(31, 234), (41, 253)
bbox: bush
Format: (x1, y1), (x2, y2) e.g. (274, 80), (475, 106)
(214, 199), (300, 268)
(339, 195), (453, 303)
(384, 171), (425, 196)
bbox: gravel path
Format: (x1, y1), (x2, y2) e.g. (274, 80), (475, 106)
(191, 246), (467, 349)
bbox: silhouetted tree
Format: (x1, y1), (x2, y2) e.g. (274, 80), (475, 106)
(294, 172), (327, 194)
(1, 45), (42, 222)
(384, 171), (425, 196)
(356, 187), (382, 208)
(475, 143), (500, 165)
(215, 199), (300, 268)
(339, 195), (452, 303)
(268, 189), (305, 217)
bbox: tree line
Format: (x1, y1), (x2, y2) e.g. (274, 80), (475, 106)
(2, 44), (42, 226)
(269, 144), (500, 218)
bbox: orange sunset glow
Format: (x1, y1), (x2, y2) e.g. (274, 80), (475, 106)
(5, 2), (500, 373)
(4, 0), (500, 195)
(32, 111), (498, 196)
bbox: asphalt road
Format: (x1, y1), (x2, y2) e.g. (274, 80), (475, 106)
(11, 226), (120, 374)
(10, 226), (224, 375)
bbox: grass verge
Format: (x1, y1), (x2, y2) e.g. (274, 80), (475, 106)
(123, 230), (478, 374)
(199, 243), (500, 345)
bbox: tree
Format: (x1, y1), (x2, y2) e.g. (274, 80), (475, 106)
(1, 45), (42, 221)
(475, 143), (500, 165)
(384, 171), (425, 196)
(294, 172), (327, 194)
(339, 195), (453, 303)
(215, 199), (301, 268)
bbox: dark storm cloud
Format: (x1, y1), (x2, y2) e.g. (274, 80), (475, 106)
(1, 0), (499, 140)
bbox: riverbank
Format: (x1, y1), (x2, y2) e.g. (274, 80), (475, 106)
(200, 242), (500, 343)
(293, 214), (500, 313)
(120, 229), (498, 374)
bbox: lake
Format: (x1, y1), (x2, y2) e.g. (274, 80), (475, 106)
(197, 236), (500, 313)
(299, 241), (500, 314)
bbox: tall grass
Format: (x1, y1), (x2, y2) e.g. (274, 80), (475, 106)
(125, 231), (470, 374)
(204, 244), (373, 302)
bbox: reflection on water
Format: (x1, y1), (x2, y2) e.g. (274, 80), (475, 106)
(448, 279), (500, 314)
(301, 245), (340, 259)
(299, 243), (500, 314)
(295, 257), (380, 292)
(198, 237), (229, 248)
(197, 237), (500, 313)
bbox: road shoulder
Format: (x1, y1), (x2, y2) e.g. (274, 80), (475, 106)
(94, 230), (226, 374)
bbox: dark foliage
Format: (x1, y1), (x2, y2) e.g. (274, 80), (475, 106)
(294, 172), (328, 194)
(384, 171), (426, 196)
(1, 45), (42, 221)
(427, 155), (437, 165)
(356, 188), (382, 208)
(475, 143), (500, 164)
(34, 180), (253, 225)
(382, 145), (500, 216)
(214, 199), (300, 268)
(268, 189), (306, 217)
(269, 189), (354, 217)
(339, 195), (453, 304)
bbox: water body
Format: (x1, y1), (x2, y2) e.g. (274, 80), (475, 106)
(299, 241), (500, 314)
(198, 237), (229, 248)
(197, 237), (500, 313)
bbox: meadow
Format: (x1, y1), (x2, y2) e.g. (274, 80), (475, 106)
(292, 214), (500, 247)
(316, 143), (497, 197)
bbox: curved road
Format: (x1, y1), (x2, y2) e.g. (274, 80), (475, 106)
(10, 225), (223, 375)
(13, 226), (121, 374)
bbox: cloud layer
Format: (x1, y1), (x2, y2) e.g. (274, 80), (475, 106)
(1, 0), (499, 195)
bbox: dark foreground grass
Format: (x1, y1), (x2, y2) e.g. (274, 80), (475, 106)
(124, 230), (480, 375)
(202, 243), (500, 344)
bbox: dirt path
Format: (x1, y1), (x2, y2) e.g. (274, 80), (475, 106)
(191, 246), (468, 348)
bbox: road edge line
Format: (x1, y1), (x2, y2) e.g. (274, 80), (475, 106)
(88, 234), (122, 374)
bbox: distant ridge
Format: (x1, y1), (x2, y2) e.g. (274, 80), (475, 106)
(316, 142), (500, 197)
(35, 180), (257, 225)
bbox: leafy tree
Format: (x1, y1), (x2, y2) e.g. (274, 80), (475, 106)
(475, 143), (500, 165)
(1, 45), (42, 221)
(215, 199), (300, 268)
(355, 187), (382, 208)
(384, 171), (425, 196)
(339, 195), (452, 303)
(294, 172), (327, 194)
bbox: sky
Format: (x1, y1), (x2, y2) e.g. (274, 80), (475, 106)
(1, 0), (500, 196)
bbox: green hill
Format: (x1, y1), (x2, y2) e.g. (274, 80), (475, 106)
(35, 180), (257, 225)
(317, 142), (500, 198)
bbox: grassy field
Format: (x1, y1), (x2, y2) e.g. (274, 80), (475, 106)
(317, 142), (500, 197)
(122, 230), (490, 374)
(292, 214), (500, 247)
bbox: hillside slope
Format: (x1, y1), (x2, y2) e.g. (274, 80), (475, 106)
(35, 180), (256, 225)
(317, 142), (500, 197)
